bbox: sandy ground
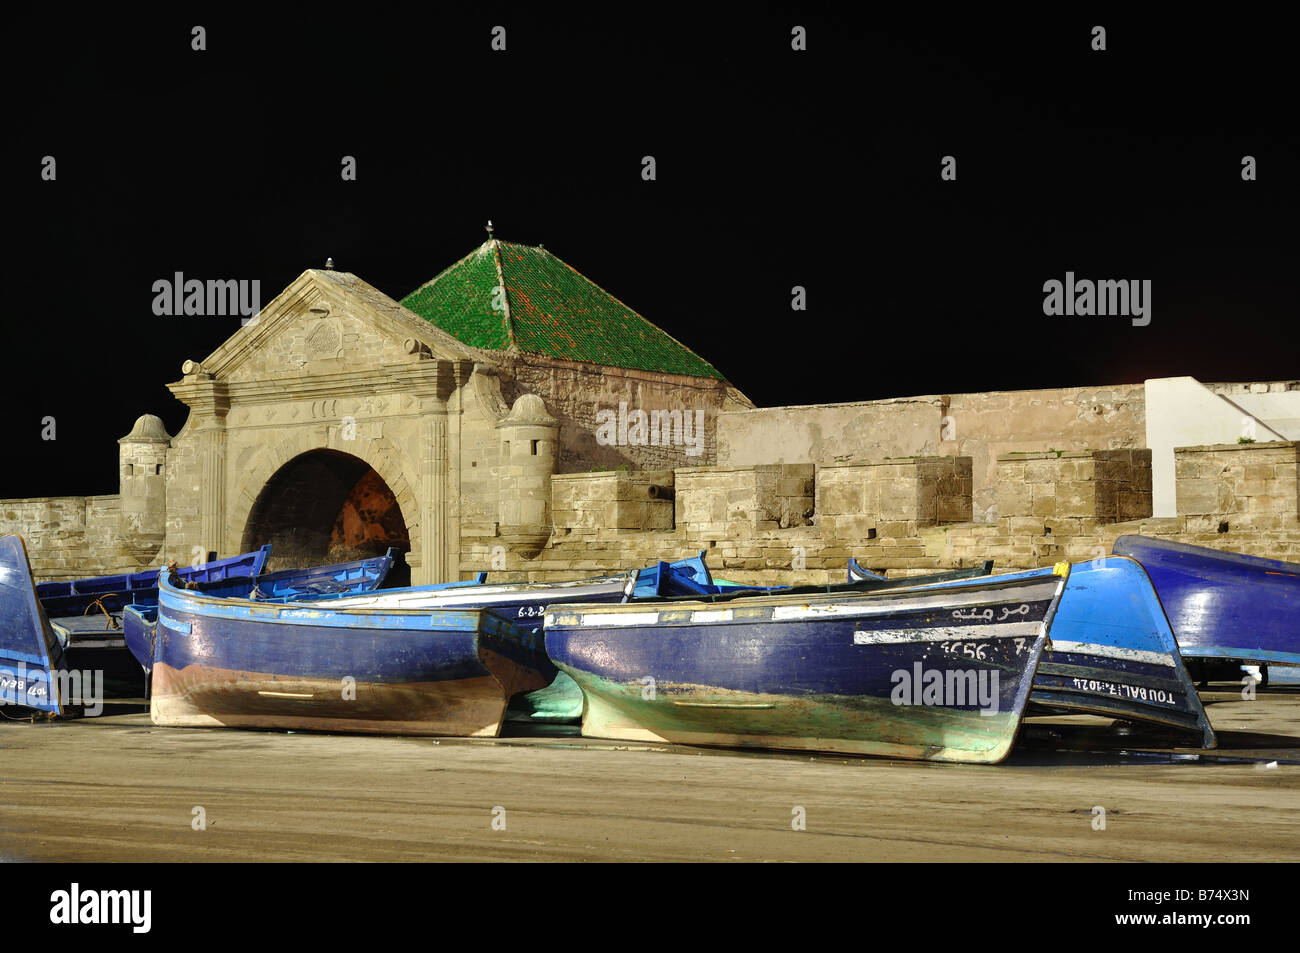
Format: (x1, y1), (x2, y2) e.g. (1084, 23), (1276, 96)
(1, 688), (1297, 862)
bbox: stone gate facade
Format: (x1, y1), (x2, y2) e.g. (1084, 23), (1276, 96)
(3, 236), (749, 583)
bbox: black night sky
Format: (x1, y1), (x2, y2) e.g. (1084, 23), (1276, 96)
(9, 8), (1297, 499)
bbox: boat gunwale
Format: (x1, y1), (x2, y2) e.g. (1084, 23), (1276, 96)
(545, 564), (1070, 619)
(158, 572), (491, 625)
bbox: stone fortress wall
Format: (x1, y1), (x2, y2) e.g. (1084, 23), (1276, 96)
(4, 338), (1297, 588)
(463, 440), (1300, 585)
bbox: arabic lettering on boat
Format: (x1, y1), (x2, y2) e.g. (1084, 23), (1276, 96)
(951, 608), (994, 621)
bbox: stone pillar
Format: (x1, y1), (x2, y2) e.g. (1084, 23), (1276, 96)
(496, 394), (558, 556)
(168, 366), (230, 561)
(418, 401), (449, 585)
(118, 414), (172, 547)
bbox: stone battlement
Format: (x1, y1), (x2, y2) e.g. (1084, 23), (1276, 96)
(459, 442), (1300, 583)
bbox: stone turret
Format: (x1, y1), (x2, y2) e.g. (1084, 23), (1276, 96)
(496, 394), (558, 556)
(118, 414), (172, 545)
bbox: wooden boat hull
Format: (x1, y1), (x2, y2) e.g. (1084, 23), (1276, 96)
(151, 578), (549, 735)
(0, 535), (67, 716)
(122, 552), (406, 677)
(1114, 535), (1300, 666)
(1028, 556), (1214, 746)
(122, 605), (156, 676)
(315, 557), (720, 724)
(544, 565), (1069, 763)
(523, 560), (1001, 726)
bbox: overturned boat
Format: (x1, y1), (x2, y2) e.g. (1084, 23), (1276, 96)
(1113, 535), (1300, 675)
(544, 563), (1070, 763)
(0, 535), (69, 716)
(1027, 556), (1214, 746)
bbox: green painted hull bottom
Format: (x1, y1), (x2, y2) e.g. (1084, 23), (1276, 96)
(505, 672), (584, 723)
(558, 669), (1027, 764)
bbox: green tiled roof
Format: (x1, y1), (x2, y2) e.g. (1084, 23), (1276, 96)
(400, 239), (724, 380)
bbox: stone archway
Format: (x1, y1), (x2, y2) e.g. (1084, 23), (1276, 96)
(223, 426), (438, 583)
(240, 449), (412, 587)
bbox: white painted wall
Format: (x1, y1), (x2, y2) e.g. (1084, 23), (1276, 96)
(1145, 377), (1295, 516)
(1232, 393), (1300, 440)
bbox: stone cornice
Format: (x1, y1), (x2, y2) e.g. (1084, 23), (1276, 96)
(168, 378), (231, 418)
(168, 361), (461, 408)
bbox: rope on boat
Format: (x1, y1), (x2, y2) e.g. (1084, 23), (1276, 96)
(83, 597), (122, 630)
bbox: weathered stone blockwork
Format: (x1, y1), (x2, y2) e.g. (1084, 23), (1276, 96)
(816, 457), (972, 539)
(675, 465), (813, 536)
(501, 356), (747, 475)
(718, 384), (1146, 522)
(996, 449), (1152, 527)
(459, 442), (1298, 587)
(1175, 441), (1300, 531)
(551, 470), (675, 535)
(0, 495), (157, 580)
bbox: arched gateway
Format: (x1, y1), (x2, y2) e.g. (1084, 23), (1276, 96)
(241, 449), (413, 587)
(164, 267), (477, 585)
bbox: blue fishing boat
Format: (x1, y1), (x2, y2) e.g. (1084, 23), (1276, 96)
(544, 563), (1070, 763)
(0, 535), (67, 716)
(308, 556), (717, 725)
(122, 550), (407, 680)
(504, 557), (994, 724)
(1027, 556), (1214, 746)
(35, 545), (275, 699)
(848, 559), (993, 585)
(36, 545), (271, 619)
(847, 558), (887, 582)
(149, 571), (547, 735)
(515, 558), (998, 724)
(1113, 535), (1300, 670)
(843, 556), (1215, 745)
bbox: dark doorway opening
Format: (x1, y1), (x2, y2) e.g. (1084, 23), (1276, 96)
(241, 449), (411, 588)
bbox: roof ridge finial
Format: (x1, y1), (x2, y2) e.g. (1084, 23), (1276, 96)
(485, 219), (495, 241)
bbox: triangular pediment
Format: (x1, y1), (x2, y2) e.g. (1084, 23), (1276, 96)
(182, 269), (486, 384)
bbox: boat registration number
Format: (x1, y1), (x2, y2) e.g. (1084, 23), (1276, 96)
(516, 605), (546, 618)
(0, 671), (47, 700)
(938, 638), (1032, 660)
(1071, 678), (1175, 706)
